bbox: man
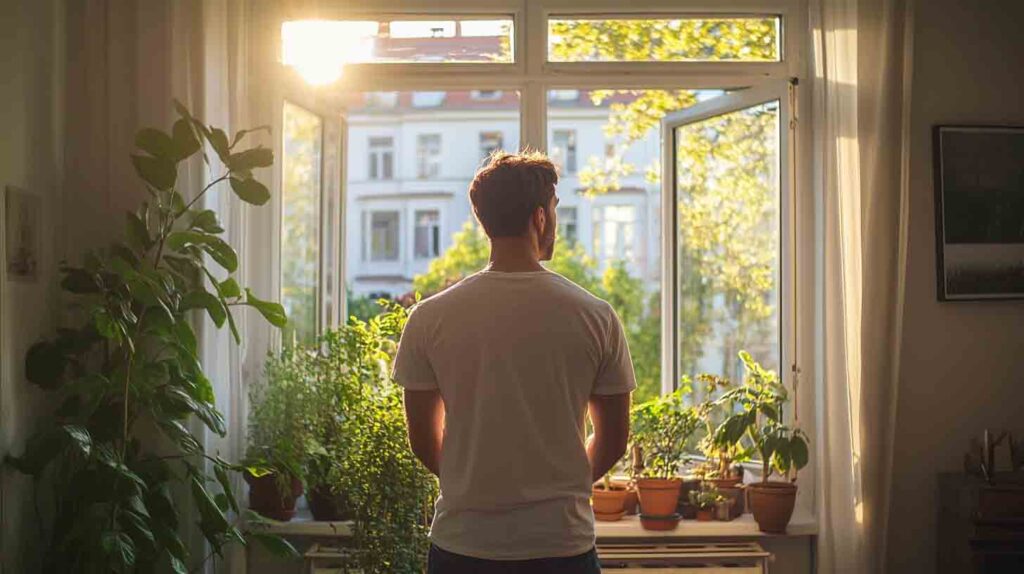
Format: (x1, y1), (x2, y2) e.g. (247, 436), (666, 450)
(394, 151), (635, 573)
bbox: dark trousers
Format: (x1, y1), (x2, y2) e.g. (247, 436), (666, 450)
(428, 544), (602, 574)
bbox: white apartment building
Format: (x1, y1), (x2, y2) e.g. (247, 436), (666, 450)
(343, 89), (663, 298)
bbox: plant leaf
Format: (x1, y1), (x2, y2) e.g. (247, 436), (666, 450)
(214, 463), (240, 514)
(229, 176), (270, 206)
(25, 341), (68, 390)
(101, 531), (136, 569)
(248, 532), (299, 558)
(171, 118), (201, 161)
(135, 128), (176, 160)
(227, 147), (273, 172)
(244, 289), (287, 328)
(218, 278), (242, 299)
(180, 290), (227, 327)
(131, 154), (177, 191)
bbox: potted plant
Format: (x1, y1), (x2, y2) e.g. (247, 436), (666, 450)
(592, 474), (629, 521)
(245, 345), (315, 521)
(695, 373), (747, 489)
(715, 352), (809, 533)
(630, 389), (701, 530)
(688, 483), (725, 521)
(4, 102), (297, 570)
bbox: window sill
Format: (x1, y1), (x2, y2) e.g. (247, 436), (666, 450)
(249, 510), (817, 539)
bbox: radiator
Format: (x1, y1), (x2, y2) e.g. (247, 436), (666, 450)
(598, 541), (771, 573)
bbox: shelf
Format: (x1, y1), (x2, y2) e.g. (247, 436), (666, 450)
(251, 510), (816, 539)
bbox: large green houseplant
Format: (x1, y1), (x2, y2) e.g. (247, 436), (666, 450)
(715, 352), (809, 533)
(5, 102), (296, 572)
(629, 389), (701, 528)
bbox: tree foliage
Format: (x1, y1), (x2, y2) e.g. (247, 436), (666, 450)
(551, 18), (783, 380)
(5, 102), (296, 573)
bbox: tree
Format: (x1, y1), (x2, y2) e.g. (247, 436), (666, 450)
(550, 18), (782, 383)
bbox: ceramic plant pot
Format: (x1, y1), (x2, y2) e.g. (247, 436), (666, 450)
(696, 508), (714, 522)
(245, 471), (303, 522)
(308, 485), (354, 522)
(747, 481), (798, 533)
(592, 485), (629, 520)
(639, 513), (681, 531)
(636, 477), (682, 516)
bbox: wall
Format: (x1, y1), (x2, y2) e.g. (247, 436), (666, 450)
(888, 0), (1024, 571)
(0, 0), (64, 571)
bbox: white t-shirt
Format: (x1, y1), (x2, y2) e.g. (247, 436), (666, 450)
(392, 269), (636, 560)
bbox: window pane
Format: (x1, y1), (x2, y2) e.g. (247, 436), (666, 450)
(344, 90), (521, 318)
(368, 211), (399, 261)
(547, 88), (718, 402)
(551, 129), (577, 174)
(675, 101), (781, 384)
(548, 17), (781, 62)
(415, 210), (441, 259)
(281, 102), (322, 346)
(282, 18), (514, 65)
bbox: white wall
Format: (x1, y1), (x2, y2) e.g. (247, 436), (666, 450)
(0, 0), (64, 571)
(888, 0), (1024, 570)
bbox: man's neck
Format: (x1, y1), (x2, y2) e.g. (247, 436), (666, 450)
(486, 238), (545, 273)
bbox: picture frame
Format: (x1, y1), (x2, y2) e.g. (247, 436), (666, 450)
(933, 125), (1024, 301)
(4, 185), (42, 283)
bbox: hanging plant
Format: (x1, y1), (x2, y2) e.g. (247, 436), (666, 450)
(5, 101), (297, 572)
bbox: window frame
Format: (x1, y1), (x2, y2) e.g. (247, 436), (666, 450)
(364, 209), (403, 262)
(262, 2), (815, 507)
(413, 209), (443, 260)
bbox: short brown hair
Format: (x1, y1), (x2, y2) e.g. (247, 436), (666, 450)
(469, 151), (558, 238)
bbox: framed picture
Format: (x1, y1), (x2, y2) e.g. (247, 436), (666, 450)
(934, 125), (1024, 301)
(4, 185), (42, 282)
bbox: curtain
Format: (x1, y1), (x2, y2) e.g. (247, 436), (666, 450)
(63, 1), (254, 571)
(810, 0), (914, 572)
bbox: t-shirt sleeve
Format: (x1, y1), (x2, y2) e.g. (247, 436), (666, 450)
(392, 306), (439, 391)
(592, 304), (637, 395)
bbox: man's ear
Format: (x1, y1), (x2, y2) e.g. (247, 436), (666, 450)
(532, 205), (547, 235)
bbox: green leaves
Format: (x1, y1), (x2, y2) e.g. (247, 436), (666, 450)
(229, 175), (271, 205)
(131, 154), (177, 191)
(166, 230), (238, 272)
(248, 532), (299, 558)
(227, 147), (273, 171)
(245, 289), (287, 328)
(101, 531), (136, 569)
(181, 289), (227, 327)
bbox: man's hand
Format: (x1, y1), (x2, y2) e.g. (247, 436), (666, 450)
(587, 393), (631, 482)
(403, 389), (445, 477)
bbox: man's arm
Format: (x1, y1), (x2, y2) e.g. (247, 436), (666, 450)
(587, 392), (631, 482)
(403, 389), (445, 477)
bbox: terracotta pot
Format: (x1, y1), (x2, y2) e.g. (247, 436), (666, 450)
(640, 513), (681, 531)
(636, 478), (682, 516)
(747, 481), (798, 533)
(592, 485), (628, 516)
(708, 476), (742, 489)
(245, 471), (303, 521)
(609, 479), (639, 515)
(308, 485), (353, 522)
(696, 508), (714, 521)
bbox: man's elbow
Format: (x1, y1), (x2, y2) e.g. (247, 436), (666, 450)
(610, 434), (629, 462)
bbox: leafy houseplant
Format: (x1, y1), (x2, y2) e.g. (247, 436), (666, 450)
(245, 345), (317, 521)
(4, 102), (295, 571)
(688, 483), (725, 521)
(630, 389), (701, 526)
(694, 373), (747, 487)
(715, 352), (809, 533)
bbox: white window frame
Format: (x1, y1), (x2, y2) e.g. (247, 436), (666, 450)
(416, 133), (443, 179)
(364, 209), (402, 262)
(368, 135), (395, 180)
(413, 209), (443, 260)
(259, 0), (814, 509)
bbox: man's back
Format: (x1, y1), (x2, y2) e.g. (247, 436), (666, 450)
(394, 269), (636, 560)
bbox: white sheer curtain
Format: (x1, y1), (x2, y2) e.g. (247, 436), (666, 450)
(64, 1), (254, 571)
(810, 0), (913, 572)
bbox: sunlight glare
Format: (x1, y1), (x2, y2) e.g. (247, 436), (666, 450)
(281, 20), (376, 86)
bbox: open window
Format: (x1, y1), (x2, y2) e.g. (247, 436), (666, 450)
(660, 81), (794, 397)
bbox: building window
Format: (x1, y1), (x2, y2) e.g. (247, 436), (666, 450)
(479, 131), (503, 162)
(368, 136), (394, 180)
(557, 206), (578, 244)
(412, 91), (446, 108)
(593, 205), (637, 262)
(365, 91), (399, 108)
(470, 90), (503, 101)
(548, 89), (580, 102)
(552, 129), (577, 174)
(365, 211), (400, 261)
(414, 210), (441, 259)
(417, 134), (442, 179)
